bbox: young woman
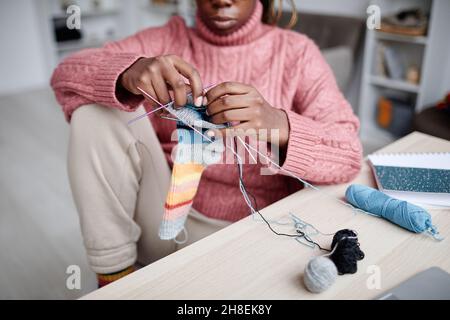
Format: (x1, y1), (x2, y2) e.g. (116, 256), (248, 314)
(51, 0), (362, 287)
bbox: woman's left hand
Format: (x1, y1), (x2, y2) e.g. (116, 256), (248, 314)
(205, 82), (290, 147)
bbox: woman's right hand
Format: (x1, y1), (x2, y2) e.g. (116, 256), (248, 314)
(120, 55), (204, 108)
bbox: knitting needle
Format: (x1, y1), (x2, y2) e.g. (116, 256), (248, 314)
(134, 87), (180, 123)
(138, 83), (217, 108)
(126, 86), (173, 125)
(237, 136), (258, 164)
(129, 84), (217, 125)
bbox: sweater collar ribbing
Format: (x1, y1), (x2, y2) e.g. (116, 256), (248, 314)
(194, 1), (265, 46)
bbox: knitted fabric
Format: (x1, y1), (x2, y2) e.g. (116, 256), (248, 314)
(159, 104), (225, 239)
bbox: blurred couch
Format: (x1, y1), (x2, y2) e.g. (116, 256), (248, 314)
(280, 11), (365, 92)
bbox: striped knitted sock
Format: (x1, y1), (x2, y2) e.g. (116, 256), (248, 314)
(159, 104), (224, 240)
(97, 266), (135, 288)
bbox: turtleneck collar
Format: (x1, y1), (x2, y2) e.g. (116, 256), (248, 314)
(194, 1), (265, 46)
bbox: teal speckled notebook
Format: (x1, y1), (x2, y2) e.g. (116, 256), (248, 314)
(368, 153), (450, 207)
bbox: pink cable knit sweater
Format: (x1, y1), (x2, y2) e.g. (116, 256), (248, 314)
(51, 2), (362, 222)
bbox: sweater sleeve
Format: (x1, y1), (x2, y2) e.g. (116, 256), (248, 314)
(280, 39), (362, 184)
(50, 17), (185, 121)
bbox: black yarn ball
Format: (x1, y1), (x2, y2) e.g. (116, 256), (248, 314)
(329, 229), (365, 275)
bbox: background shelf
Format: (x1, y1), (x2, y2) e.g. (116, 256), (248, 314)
(52, 8), (120, 20)
(359, 0), (450, 151)
(375, 31), (428, 45)
(370, 75), (420, 93)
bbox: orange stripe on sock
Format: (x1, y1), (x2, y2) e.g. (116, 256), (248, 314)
(170, 179), (201, 193)
(171, 172), (204, 186)
(165, 187), (199, 206)
(164, 199), (193, 210)
(160, 161), (205, 237)
(172, 163), (204, 178)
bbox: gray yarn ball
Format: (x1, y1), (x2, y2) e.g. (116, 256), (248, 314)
(303, 256), (338, 293)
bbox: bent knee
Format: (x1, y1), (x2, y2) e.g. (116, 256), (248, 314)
(70, 104), (123, 138)
(69, 104), (137, 150)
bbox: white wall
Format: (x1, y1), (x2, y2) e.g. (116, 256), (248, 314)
(441, 23), (450, 97)
(0, 0), (48, 95)
(444, 43), (450, 95)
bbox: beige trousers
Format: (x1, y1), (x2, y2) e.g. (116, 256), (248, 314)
(68, 104), (231, 274)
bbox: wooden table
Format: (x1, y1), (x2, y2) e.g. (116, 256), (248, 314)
(83, 132), (450, 299)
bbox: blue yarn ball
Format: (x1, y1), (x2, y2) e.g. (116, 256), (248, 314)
(345, 184), (436, 234)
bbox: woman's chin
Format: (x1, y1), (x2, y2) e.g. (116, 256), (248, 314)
(207, 20), (240, 35)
